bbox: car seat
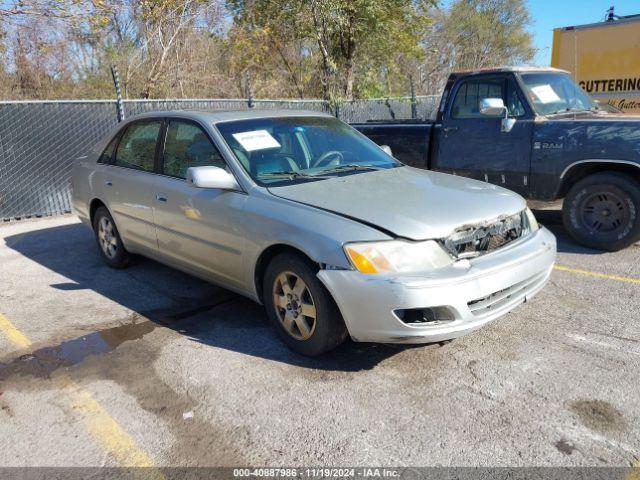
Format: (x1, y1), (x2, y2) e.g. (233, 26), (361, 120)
(250, 150), (299, 176)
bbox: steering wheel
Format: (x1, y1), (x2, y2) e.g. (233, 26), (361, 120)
(313, 150), (344, 168)
(251, 152), (300, 176)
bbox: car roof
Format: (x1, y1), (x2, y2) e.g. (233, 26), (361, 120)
(126, 109), (334, 124)
(449, 66), (570, 77)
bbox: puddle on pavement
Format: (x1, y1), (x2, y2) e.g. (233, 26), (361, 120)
(0, 296), (246, 465)
(0, 319), (157, 381)
(0, 298), (236, 382)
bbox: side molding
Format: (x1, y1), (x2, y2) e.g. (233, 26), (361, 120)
(559, 159), (640, 179)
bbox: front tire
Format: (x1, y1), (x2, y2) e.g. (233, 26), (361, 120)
(562, 172), (640, 251)
(263, 253), (347, 356)
(92, 206), (131, 268)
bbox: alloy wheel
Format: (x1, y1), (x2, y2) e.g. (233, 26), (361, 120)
(98, 216), (118, 259)
(272, 271), (317, 341)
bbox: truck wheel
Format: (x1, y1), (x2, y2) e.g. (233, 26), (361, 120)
(263, 252), (348, 356)
(92, 206), (131, 268)
(562, 172), (640, 251)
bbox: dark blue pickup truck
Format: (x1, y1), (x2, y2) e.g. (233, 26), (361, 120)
(353, 66), (640, 251)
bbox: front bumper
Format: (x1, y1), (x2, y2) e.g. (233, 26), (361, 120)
(317, 227), (556, 344)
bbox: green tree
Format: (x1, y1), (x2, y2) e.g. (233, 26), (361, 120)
(0, 0), (536, 100)
(229, 0), (434, 100)
(448, 0), (535, 68)
(413, 0), (535, 95)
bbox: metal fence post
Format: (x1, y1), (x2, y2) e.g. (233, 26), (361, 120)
(410, 77), (418, 120)
(110, 65), (125, 122)
(245, 72), (255, 108)
(385, 98), (396, 120)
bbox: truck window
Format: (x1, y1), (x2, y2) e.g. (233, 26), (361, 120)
(451, 79), (503, 118)
(520, 72), (595, 116)
(506, 77), (526, 117)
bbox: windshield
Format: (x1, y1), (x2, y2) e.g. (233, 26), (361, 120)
(520, 72), (596, 116)
(216, 116), (401, 186)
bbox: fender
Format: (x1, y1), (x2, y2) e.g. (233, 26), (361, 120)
(560, 159), (640, 179)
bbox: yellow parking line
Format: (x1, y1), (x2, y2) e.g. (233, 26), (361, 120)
(556, 263), (640, 479)
(0, 313), (32, 349)
(58, 375), (157, 468)
(0, 312), (161, 473)
(554, 265), (640, 285)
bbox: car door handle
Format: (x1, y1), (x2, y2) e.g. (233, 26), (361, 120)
(156, 194), (167, 202)
(105, 181), (113, 187)
(443, 126), (458, 133)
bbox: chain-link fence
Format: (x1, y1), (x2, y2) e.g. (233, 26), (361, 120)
(0, 100), (119, 221)
(337, 95), (440, 122)
(0, 96), (439, 221)
(122, 98), (333, 117)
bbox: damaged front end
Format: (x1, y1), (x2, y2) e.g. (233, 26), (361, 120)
(440, 210), (533, 259)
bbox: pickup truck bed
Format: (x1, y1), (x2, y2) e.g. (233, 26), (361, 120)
(351, 122), (432, 169)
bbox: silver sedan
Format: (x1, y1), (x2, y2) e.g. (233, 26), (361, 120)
(72, 110), (556, 356)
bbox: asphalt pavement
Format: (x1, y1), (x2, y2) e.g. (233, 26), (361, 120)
(0, 212), (639, 468)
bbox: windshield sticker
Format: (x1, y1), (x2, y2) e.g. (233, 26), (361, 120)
(232, 130), (281, 151)
(530, 85), (561, 104)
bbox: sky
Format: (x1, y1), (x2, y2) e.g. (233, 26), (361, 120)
(527, 0), (639, 65)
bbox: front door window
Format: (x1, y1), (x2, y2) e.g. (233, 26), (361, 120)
(162, 120), (226, 179)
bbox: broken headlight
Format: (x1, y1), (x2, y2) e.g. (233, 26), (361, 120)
(524, 207), (539, 233)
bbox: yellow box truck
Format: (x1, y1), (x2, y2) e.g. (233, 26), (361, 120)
(551, 9), (640, 113)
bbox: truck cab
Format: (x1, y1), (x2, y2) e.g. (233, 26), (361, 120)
(433, 68), (535, 197)
(354, 67), (640, 251)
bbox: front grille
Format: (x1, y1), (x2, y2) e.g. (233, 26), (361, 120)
(441, 211), (527, 259)
(467, 271), (548, 317)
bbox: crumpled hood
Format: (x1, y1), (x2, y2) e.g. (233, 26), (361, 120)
(268, 166), (526, 240)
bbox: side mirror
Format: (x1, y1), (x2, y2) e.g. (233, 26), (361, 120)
(186, 166), (240, 190)
(380, 145), (393, 157)
(480, 98), (516, 133)
(501, 117), (516, 133)
(479, 98), (506, 116)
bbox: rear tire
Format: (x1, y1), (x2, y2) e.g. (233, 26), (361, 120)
(92, 206), (131, 268)
(562, 172), (640, 251)
(263, 252), (347, 356)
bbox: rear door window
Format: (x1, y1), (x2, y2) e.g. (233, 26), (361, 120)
(114, 121), (162, 172)
(161, 120), (226, 179)
(98, 134), (120, 165)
